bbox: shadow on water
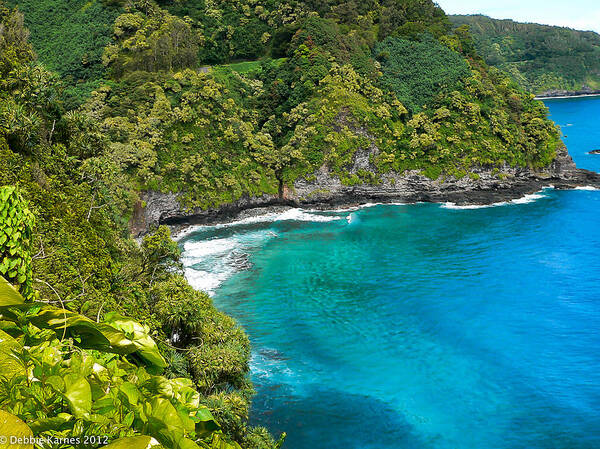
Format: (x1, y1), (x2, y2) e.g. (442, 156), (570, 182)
(251, 383), (431, 449)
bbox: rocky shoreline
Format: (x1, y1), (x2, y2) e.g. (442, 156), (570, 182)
(130, 146), (600, 237)
(535, 88), (600, 100)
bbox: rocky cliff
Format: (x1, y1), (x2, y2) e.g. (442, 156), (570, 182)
(130, 144), (600, 236)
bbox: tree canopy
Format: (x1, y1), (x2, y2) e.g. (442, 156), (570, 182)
(0, 1), (565, 447)
(450, 14), (600, 94)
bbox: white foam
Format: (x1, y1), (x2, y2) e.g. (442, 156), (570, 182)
(510, 192), (547, 204)
(185, 267), (235, 296)
(575, 186), (600, 191)
(175, 208), (345, 240)
(183, 237), (237, 257)
(441, 202), (500, 210)
(175, 225), (207, 240)
(250, 349), (296, 381)
(275, 208), (343, 222)
(182, 230), (278, 295)
(441, 191), (549, 210)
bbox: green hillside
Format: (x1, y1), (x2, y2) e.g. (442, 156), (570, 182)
(4, 0), (122, 105)
(450, 14), (600, 94)
(0, 1), (563, 448)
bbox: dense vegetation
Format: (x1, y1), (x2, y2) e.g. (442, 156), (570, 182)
(450, 14), (600, 94)
(75, 0), (559, 209)
(4, 0), (122, 106)
(0, 0), (565, 447)
(0, 3), (281, 448)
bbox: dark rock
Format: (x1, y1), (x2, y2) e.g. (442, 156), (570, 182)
(129, 144), (600, 237)
(535, 87), (600, 99)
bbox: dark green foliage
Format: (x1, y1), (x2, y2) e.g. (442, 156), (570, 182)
(0, 2), (567, 448)
(378, 0), (450, 40)
(450, 15), (600, 94)
(152, 275), (212, 345)
(0, 2), (34, 76)
(104, 3), (200, 77)
(159, 0), (276, 64)
(375, 35), (471, 112)
(5, 0), (121, 103)
(140, 225), (182, 285)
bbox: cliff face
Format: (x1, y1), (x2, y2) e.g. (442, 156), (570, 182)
(131, 144), (600, 236)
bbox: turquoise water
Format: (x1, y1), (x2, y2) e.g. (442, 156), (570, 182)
(181, 97), (600, 449)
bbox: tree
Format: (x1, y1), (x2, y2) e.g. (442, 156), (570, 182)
(140, 225), (182, 285)
(0, 4), (33, 76)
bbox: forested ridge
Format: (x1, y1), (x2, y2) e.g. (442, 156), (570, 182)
(0, 1), (563, 448)
(450, 14), (600, 95)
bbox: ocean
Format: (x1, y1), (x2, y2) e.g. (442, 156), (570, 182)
(180, 96), (600, 449)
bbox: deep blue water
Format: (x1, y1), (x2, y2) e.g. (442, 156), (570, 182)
(547, 96), (600, 172)
(181, 97), (600, 449)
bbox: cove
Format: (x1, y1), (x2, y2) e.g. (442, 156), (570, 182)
(180, 97), (600, 449)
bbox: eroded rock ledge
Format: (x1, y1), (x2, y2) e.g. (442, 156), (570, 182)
(130, 146), (600, 237)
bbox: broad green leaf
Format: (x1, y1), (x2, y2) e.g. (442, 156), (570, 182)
(45, 375), (65, 392)
(29, 307), (136, 353)
(29, 413), (72, 434)
(87, 413), (111, 425)
(123, 411), (135, 427)
(0, 410), (32, 449)
(175, 404), (196, 433)
(1, 304), (139, 356)
(104, 312), (166, 370)
(171, 378), (200, 409)
(146, 397), (187, 448)
(3, 304), (161, 368)
(63, 376), (92, 418)
(93, 396), (117, 414)
(119, 382), (140, 405)
(195, 406), (220, 438)
(103, 436), (162, 449)
(177, 439), (202, 449)
(0, 276), (24, 307)
(0, 329), (23, 379)
(0, 187), (14, 202)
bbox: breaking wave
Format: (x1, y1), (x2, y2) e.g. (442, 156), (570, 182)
(441, 191), (550, 210)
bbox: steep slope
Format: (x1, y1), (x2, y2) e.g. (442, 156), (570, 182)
(450, 14), (600, 96)
(0, 4), (281, 448)
(83, 0), (583, 231)
(4, 0), (122, 106)
(2, 1), (600, 447)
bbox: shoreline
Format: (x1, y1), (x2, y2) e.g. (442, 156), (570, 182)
(131, 145), (600, 239)
(170, 180), (598, 239)
(535, 93), (600, 100)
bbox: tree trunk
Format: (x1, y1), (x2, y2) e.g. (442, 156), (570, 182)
(278, 176), (284, 200)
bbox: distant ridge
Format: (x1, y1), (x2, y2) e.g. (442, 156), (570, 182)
(450, 14), (600, 96)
